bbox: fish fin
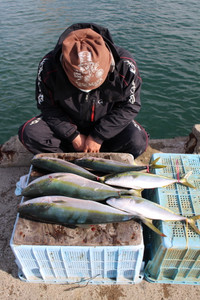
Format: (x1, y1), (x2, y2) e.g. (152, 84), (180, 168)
(142, 218), (167, 237)
(129, 189), (143, 197)
(188, 215), (200, 235)
(98, 171), (121, 183)
(149, 157), (166, 169)
(180, 171), (196, 189)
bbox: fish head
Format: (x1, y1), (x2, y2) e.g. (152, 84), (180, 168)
(19, 197), (51, 206)
(28, 196), (73, 204)
(18, 196), (67, 214)
(18, 201), (41, 214)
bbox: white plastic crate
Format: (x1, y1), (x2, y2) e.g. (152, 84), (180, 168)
(10, 153), (144, 284)
(10, 241), (144, 284)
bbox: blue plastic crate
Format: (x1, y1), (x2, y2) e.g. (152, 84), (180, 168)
(144, 153), (200, 285)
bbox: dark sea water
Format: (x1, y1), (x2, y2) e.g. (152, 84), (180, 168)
(0, 0), (200, 144)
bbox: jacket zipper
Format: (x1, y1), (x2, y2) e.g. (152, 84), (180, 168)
(85, 93), (95, 122)
(91, 99), (95, 122)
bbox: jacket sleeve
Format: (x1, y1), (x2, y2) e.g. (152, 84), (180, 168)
(35, 55), (79, 141)
(90, 57), (142, 143)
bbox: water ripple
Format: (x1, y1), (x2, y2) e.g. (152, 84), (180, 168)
(0, 0), (200, 143)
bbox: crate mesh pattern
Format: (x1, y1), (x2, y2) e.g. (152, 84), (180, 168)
(144, 153), (200, 285)
(11, 244), (144, 284)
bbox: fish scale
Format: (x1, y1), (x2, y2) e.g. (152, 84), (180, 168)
(74, 156), (165, 173)
(107, 196), (200, 237)
(31, 155), (97, 180)
(21, 172), (134, 200)
(101, 170), (195, 190)
(18, 196), (133, 225)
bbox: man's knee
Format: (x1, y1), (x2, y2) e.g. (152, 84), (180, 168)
(18, 116), (76, 154)
(18, 116), (54, 153)
(18, 116), (41, 144)
(126, 121), (149, 158)
(129, 133), (148, 157)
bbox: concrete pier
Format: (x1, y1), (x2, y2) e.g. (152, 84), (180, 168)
(0, 125), (200, 300)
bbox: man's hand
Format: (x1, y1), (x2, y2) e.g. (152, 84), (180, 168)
(84, 135), (101, 153)
(72, 134), (87, 151)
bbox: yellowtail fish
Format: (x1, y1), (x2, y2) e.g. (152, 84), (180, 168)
(31, 155), (97, 180)
(106, 196), (200, 236)
(100, 170), (195, 190)
(21, 173), (134, 200)
(18, 196), (133, 225)
(74, 156), (165, 174)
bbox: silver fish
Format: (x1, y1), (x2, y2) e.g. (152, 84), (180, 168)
(18, 196), (133, 225)
(21, 172), (134, 200)
(31, 155), (97, 180)
(74, 156), (165, 173)
(100, 170), (195, 190)
(107, 196), (200, 236)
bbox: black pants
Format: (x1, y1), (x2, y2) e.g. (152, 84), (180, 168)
(18, 115), (149, 158)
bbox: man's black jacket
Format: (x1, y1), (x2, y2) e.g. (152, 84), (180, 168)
(36, 23), (142, 144)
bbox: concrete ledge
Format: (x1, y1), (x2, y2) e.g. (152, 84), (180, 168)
(0, 136), (33, 167)
(185, 124), (200, 154)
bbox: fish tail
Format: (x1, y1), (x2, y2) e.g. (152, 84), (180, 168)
(149, 157), (166, 169)
(129, 189), (143, 197)
(142, 218), (167, 237)
(180, 171), (196, 189)
(188, 215), (200, 235)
